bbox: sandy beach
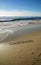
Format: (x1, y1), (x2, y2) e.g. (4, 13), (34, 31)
(0, 0), (41, 64)
(0, 29), (41, 65)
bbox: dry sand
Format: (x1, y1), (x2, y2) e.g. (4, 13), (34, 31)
(0, 30), (41, 65)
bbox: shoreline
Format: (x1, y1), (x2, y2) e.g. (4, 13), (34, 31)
(0, 24), (41, 43)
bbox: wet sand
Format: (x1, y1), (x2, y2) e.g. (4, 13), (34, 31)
(0, 30), (41, 65)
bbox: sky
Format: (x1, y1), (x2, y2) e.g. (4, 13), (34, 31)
(0, 0), (41, 16)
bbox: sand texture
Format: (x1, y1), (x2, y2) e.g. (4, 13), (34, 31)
(0, 30), (41, 65)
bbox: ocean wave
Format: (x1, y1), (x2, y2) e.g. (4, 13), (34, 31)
(0, 21), (28, 32)
(0, 20), (28, 25)
(0, 21), (28, 41)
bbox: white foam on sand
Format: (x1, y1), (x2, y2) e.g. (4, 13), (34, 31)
(0, 21), (28, 41)
(0, 21), (28, 33)
(0, 21), (41, 41)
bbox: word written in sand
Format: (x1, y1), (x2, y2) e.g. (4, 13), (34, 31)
(9, 40), (34, 45)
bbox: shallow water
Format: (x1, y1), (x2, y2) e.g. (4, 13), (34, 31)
(0, 21), (41, 42)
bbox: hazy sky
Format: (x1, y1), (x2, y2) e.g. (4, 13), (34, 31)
(0, 0), (41, 16)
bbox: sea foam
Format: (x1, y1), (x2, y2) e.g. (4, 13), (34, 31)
(0, 21), (28, 41)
